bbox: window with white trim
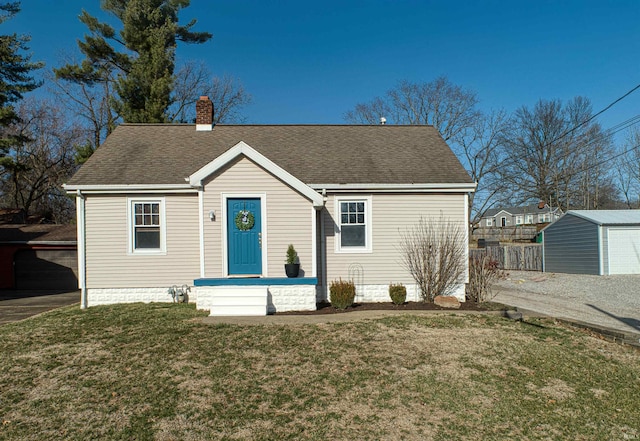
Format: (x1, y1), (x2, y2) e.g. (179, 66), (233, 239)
(525, 214), (533, 224)
(129, 199), (166, 254)
(515, 215), (523, 225)
(486, 218), (493, 227)
(335, 197), (372, 252)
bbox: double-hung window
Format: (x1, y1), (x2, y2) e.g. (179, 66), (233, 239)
(515, 215), (523, 225)
(335, 196), (372, 253)
(129, 198), (166, 254)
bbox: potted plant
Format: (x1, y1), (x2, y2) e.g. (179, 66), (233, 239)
(284, 244), (300, 278)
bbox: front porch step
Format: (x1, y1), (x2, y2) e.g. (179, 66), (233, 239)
(204, 286), (268, 316)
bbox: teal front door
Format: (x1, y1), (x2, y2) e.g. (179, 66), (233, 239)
(227, 198), (262, 275)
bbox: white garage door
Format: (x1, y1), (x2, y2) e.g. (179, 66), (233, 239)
(608, 228), (640, 274)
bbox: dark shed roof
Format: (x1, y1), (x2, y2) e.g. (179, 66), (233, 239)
(67, 124), (473, 186)
(0, 225), (77, 243)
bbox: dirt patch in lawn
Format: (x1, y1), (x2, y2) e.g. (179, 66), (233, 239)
(277, 301), (508, 315)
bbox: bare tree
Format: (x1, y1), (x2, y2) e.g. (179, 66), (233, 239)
(49, 60), (118, 163)
(500, 97), (614, 211)
(399, 216), (466, 302)
(169, 62), (252, 124)
(345, 77), (480, 142)
(0, 98), (82, 222)
(616, 128), (640, 208)
(457, 109), (509, 219)
(53, 57), (253, 163)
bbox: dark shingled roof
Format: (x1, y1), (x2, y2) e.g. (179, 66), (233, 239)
(67, 124), (473, 186)
(483, 203), (556, 217)
(0, 224), (77, 243)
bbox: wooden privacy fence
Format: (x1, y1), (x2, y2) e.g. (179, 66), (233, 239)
(470, 244), (542, 271)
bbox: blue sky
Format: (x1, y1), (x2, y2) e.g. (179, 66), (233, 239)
(5, 1), (640, 137)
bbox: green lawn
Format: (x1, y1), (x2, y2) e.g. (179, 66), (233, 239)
(1, 303), (639, 440)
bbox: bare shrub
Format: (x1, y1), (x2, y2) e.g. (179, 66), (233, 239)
(466, 255), (504, 302)
(399, 216), (466, 302)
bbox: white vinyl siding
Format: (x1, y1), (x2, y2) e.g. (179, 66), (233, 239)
(202, 156), (314, 278)
(85, 194), (200, 287)
(324, 193), (467, 285)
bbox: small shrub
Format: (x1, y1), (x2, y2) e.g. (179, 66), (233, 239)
(389, 283), (407, 305)
(330, 278), (356, 309)
(466, 255), (505, 302)
(285, 244), (297, 264)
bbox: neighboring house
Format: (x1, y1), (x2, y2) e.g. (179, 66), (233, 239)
(542, 210), (640, 275)
(479, 202), (562, 228)
(0, 224), (78, 290)
(63, 96), (476, 315)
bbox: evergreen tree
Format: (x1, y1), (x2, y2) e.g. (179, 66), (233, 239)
(0, 1), (43, 155)
(56, 0), (211, 123)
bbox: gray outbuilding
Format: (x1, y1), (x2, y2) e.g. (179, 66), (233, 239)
(542, 210), (640, 275)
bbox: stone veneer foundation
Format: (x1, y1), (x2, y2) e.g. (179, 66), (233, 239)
(84, 282), (465, 310)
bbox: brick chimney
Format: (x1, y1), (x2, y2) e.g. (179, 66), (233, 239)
(196, 96), (213, 131)
(538, 201), (546, 209)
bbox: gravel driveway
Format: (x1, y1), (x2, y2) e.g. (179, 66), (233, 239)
(492, 271), (640, 336)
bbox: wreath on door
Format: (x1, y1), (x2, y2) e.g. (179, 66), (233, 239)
(235, 210), (255, 231)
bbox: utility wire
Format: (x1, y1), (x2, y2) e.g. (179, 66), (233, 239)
(546, 82), (640, 147)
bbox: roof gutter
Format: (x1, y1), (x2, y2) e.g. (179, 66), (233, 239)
(63, 184), (197, 195)
(308, 182), (477, 193)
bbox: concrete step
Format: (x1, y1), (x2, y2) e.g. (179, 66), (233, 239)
(202, 287), (268, 316)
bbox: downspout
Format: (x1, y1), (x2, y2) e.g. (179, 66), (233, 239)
(320, 189), (327, 300)
(76, 189), (87, 309)
(198, 187), (205, 278)
(464, 193), (469, 284)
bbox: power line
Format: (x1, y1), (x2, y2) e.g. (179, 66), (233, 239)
(547, 82), (640, 147)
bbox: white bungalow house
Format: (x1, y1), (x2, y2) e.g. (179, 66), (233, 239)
(64, 96), (476, 315)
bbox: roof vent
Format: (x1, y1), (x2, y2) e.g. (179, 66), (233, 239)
(380, 117), (387, 125)
(196, 96), (213, 131)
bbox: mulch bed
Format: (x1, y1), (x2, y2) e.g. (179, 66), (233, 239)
(277, 301), (509, 315)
